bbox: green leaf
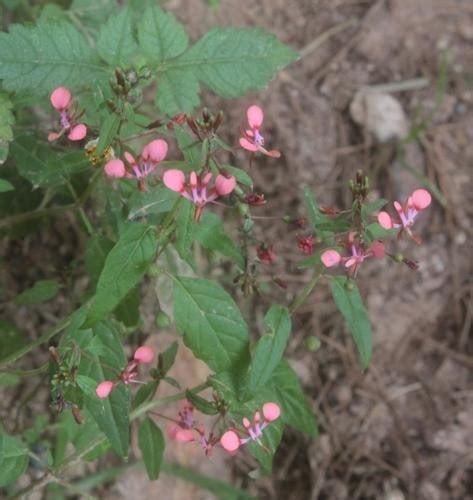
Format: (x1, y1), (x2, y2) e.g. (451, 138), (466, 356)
(85, 223), (157, 325)
(132, 380), (159, 410)
(97, 7), (137, 66)
(247, 421), (283, 474)
(10, 134), (90, 188)
(364, 222), (397, 245)
(0, 22), (107, 95)
(84, 235), (114, 286)
(96, 113), (120, 156)
(174, 199), (195, 263)
(15, 279), (60, 305)
(194, 212), (244, 268)
(330, 276), (372, 368)
(0, 320), (25, 362)
(0, 431), (28, 487)
(0, 92), (14, 165)
(185, 390), (218, 415)
(138, 418), (164, 481)
(138, 5), (188, 63)
(173, 27), (298, 98)
(0, 178), (14, 192)
(159, 340), (178, 375)
(156, 69), (200, 116)
(128, 185), (179, 220)
(173, 276), (250, 373)
(361, 198), (387, 219)
(247, 305), (291, 392)
(174, 126), (200, 168)
(79, 321), (129, 458)
(303, 186), (329, 230)
(222, 165), (253, 188)
(114, 287), (141, 327)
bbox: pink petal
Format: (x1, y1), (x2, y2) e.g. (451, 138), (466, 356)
(143, 139), (168, 163)
(411, 189), (431, 210)
(174, 429), (195, 443)
(239, 137), (258, 152)
(104, 158), (126, 178)
(220, 430), (241, 452)
(50, 86), (72, 110)
(369, 241), (385, 259)
(377, 211), (393, 229)
(345, 257), (356, 268)
(215, 175), (236, 196)
(48, 132), (60, 142)
(133, 346), (154, 364)
(260, 147), (281, 159)
(247, 105), (264, 128)
(262, 402), (281, 422)
(96, 381), (114, 398)
(68, 123), (87, 141)
(321, 250), (341, 268)
(124, 151), (136, 165)
(163, 169), (186, 192)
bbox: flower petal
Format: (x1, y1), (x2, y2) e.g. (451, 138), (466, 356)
(215, 175), (236, 196)
(321, 249), (341, 268)
(163, 169), (186, 192)
(369, 240), (385, 259)
(68, 124), (87, 141)
(220, 430), (241, 452)
(104, 158), (126, 178)
(143, 139), (168, 163)
(96, 381), (114, 398)
(377, 211), (393, 229)
(247, 105), (264, 128)
(262, 402), (280, 422)
(133, 346), (154, 364)
(411, 189), (431, 210)
(50, 87), (72, 111)
(239, 137), (258, 152)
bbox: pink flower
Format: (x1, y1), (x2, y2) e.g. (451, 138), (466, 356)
(297, 235), (316, 255)
(96, 380), (115, 399)
(239, 105), (281, 158)
(377, 189), (431, 244)
(133, 346), (154, 364)
(48, 87), (87, 142)
(104, 140), (168, 190)
(257, 243), (277, 264)
(321, 234), (385, 276)
(163, 170), (236, 222)
(220, 402), (281, 454)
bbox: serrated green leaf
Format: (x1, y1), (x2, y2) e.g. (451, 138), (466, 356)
(171, 27), (298, 98)
(79, 321), (129, 458)
(247, 305), (291, 392)
(0, 22), (107, 95)
(194, 212), (244, 268)
(84, 234), (114, 286)
(15, 279), (60, 305)
(85, 223), (157, 325)
(97, 7), (137, 66)
(114, 287), (141, 327)
(330, 276), (372, 368)
(138, 418), (164, 480)
(138, 5), (188, 63)
(128, 185), (179, 220)
(10, 134), (90, 188)
(0, 178), (14, 192)
(173, 276), (250, 373)
(0, 431), (28, 487)
(156, 69), (200, 116)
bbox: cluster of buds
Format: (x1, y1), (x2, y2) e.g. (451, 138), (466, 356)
(321, 233), (385, 276)
(166, 400), (219, 456)
(377, 189), (431, 244)
(95, 346), (154, 399)
(239, 105), (281, 158)
(187, 109), (224, 140)
(163, 169), (236, 222)
(256, 243), (277, 264)
(48, 87), (87, 142)
(220, 402), (281, 453)
(298, 234), (316, 255)
(104, 139), (168, 191)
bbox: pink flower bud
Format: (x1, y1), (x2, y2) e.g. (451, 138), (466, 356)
(377, 211), (393, 229)
(133, 346), (154, 364)
(48, 132), (61, 142)
(262, 402), (281, 422)
(247, 105), (264, 129)
(369, 241), (385, 259)
(50, 87), (72, 111)
(411, 189), (431, 211)
(105, 158), (126, 178)
(124, 151), (136, 165)
(143, 139), (168, 163)
(68, 123), (87, 141)
(220, 430), (241, 452)
(321, 249), (341, 268)
(215, 175), (236, 196)
(96, 380), (114, 398)
(163, 169), (186, 192)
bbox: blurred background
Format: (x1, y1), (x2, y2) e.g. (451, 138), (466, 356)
(1, 0), (472, 498)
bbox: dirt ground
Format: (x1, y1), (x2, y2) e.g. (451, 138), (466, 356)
(1, 0), (472, 499)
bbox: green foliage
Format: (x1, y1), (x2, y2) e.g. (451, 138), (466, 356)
(0, 320), (25, 362)
(15, 279), (60, 305)
(185, 389), (218, 415)
(0, 178), (14, 192)
(246, 305), (291, 392)
(85, 223), (157, 325)
(0, 22), (107, 95)
(138, 417), (164, 480)
(173, 277), (250, 373)
(0, 429), (28, 487)
(330, 276), (372, 368)
(0, 92), (14, 165)
(128, 186), (179, 220)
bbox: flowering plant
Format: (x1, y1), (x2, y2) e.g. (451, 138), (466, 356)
(0, 2), (433, 496)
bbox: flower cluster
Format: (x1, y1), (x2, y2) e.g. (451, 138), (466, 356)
(220, 402), (281, 453)
(163, 170), (236, 222)
(48, 87), (87, 142)
(95, 346), (154, 399)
